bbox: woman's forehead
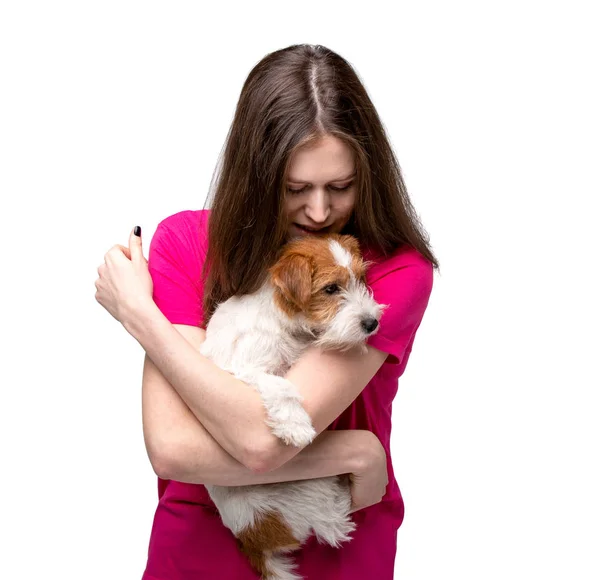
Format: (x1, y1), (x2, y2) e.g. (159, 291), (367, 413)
(287, 136), (355, 183)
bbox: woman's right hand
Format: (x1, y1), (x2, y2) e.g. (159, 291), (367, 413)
(348, 431), (389, 514)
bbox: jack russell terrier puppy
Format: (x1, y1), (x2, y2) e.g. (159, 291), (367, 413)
(199, 233), (386, 580)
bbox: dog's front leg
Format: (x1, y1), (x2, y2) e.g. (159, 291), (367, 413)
(234, 370), (317, 447)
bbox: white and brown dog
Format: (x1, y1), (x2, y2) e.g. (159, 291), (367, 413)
(200, 233), (386, 580)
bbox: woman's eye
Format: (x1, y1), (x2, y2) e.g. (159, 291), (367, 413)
(286, 182), (353, 194)
(330, 183), (353, 192)
(323, 284), (340, 294)
(287, 186), (307, 194)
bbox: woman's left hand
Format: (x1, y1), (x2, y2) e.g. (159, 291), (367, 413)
(95, 227), (154, 326)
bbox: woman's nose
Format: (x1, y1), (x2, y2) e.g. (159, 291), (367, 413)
(305, 190), (331, 223)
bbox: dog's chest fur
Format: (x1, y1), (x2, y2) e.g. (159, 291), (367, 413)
(200, 283), (311, 377)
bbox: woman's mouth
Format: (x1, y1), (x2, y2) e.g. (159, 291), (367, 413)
(294, 223), (329, 234)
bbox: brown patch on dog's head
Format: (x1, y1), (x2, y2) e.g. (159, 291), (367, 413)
(269, 234), (369, 325)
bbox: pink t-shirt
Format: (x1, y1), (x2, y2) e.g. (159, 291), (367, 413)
(142, 209), (434, 580)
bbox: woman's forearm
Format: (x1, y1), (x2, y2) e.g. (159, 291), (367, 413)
(124, 300), (283, 470)
(171, 425), (369, 487)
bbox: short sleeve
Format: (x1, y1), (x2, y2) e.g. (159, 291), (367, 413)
(366, 252), (434, 365)
(147, 211), (208, 327)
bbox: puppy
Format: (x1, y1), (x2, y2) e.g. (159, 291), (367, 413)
(200, 233), (386, 580)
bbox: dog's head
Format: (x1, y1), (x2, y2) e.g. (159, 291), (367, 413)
(268, 234), (387, 351)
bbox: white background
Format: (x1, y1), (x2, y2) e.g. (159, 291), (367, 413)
(1, 1), (598, 578)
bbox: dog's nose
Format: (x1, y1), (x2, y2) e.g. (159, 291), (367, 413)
(361, 317), (379, 333)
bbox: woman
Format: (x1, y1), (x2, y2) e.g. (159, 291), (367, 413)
(96, 44), (438, 579)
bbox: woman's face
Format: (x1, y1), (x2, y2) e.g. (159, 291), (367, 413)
(284, 134), (357, 241)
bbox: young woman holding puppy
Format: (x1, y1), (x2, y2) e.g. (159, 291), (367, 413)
(95, 44), (438, 579)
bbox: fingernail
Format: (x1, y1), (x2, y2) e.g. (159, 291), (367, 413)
(134, 226), (141, 237)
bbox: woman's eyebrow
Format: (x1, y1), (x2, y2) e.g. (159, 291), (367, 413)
(288, 171), (357, 183)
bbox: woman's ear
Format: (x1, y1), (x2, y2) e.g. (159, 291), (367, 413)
(269, 252), (315, 314)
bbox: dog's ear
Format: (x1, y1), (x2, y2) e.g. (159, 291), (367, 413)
(269, 252), (315, 314)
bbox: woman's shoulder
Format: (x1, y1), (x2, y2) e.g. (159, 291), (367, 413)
(156, 208), (211, 236)
(148, 210), (210, 325)
(362, 243), (434, 366)
(362, 243), (433, 288)
(149, 209), (211, 277)
(152, 209), (210, 254)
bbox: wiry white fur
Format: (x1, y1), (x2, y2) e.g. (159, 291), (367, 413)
(264, 552), (302, 580)
(200, 283), (319, 447)
(198, 240), (386, 580)
(313, 275), (385, 353)
(329, 238), (352, 269)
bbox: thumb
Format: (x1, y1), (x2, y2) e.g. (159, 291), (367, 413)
(130, 226), (146, 263)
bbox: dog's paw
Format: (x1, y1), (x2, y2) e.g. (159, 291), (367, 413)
(267, 414), (317, 447)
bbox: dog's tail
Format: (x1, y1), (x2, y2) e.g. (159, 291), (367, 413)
(262, 551), (302, 580)
(239, 545), (301, 580)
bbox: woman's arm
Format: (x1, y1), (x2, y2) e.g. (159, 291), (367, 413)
(141, 328), (378, 485)
(134, 309), (278, 471)
(145, 346), (388, 511)
(129, 258), (432, 473)
(167, 416), (375, 487)
(179, 426), (388, 515)
(129, 302), (385, 472)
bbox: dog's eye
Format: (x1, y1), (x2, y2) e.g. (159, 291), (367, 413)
(323, 284), (340, 295)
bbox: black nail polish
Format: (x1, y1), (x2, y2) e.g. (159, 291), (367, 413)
(134, 226), (141, 237)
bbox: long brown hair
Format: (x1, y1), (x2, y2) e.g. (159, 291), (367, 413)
(201, 44), (439, 327)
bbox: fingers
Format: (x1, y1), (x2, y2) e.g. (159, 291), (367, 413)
(101, 226), (145, 267)
(104, 244), (131, 261)
(129, 226), (146, 263)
